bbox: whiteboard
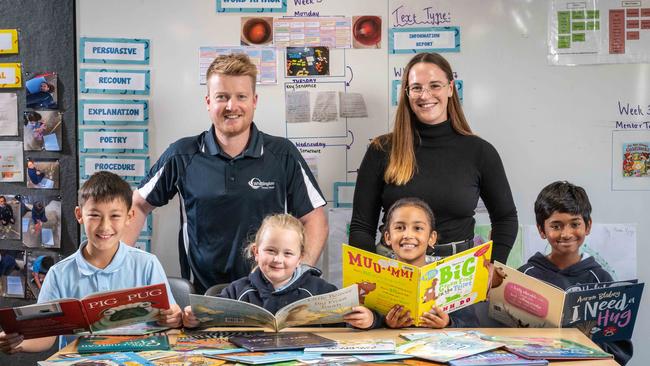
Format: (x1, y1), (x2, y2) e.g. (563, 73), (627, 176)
(77, 1), (650, 361)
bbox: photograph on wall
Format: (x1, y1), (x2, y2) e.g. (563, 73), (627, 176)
(0, 92), (18, 136)
(21, 195), (61, 249)
(286, 47), (330, 77)
(25, 72), (58, 109)
(23, 110), (62, 151)
(352, 16), (382, 49)
(241, 17), (273, 46)
(0, 141), (23, 182)
(623, 142), (649, 177)
(0, 194), (21, 240)
(26, 158), (60, 189)
(25, 250), (61, 300)
(0, 249), (26, 298)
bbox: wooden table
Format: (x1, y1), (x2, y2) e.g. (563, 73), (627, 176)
(51, 327), (619, 365)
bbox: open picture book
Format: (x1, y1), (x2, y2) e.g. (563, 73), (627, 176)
(488, 261), (644, 342)
(189, 284), (358, 331)
(0, 283), (169, 339)
(341, 242), (492, 326)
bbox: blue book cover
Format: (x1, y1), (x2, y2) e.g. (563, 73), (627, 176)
(77, 334), (169, 353)
(38, 351), (154, 365)
(562, 280), (644, 342)
(208, 350), (321, 364)
(449, 349), (549, 365)
(481, 336), (612, 360)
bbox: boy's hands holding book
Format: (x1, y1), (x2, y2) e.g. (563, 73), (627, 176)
(182, 305), (200, 328)
(157, 303), (182, 328)
(0, 331), (23, 354)
(343, 306), (375, 329)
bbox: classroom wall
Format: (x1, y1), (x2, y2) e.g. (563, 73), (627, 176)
(77, 1), (650, 363)
(0, 1), (78, 362)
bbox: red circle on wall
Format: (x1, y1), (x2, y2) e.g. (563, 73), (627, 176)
(353, 16), (381, 46)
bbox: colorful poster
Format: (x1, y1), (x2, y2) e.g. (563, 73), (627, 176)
(199, 46), (277, 84)
(78, 99), (148, 125)
(80, 69), (150, 95)
(79, 128), (148, 154)
(217, 0), (287, 13)
(79, 37), (150, 64)
(0, 29), (19, 54)
(273, 17), (352, 48)
(388, 27), (460, 54)
(612, 130), (650, 190)
(622, 142), (649, 177)
(0, 63), (22, 88)
(549, 0), (650, 64)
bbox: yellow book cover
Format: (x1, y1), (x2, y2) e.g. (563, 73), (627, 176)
(342, 241), (492, 326)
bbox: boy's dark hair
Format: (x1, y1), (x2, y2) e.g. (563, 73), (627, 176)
(383, 197), (436, 235)
(78, 171), (132, 209)
(534, 181), (592, 228)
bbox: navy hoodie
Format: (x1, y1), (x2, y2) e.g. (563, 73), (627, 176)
(519, 252), (633, 365)
(220, 265), (383, 329)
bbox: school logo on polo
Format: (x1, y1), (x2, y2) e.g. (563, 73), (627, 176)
(248, 178), (275, 190)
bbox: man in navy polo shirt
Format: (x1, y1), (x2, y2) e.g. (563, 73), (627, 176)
(124, 54), (328, 293)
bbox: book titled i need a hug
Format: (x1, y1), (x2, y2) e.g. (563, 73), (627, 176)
(488, 262), (644, 343)
(0, 283), (169, 339)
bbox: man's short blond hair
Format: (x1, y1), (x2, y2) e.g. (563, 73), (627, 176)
(206, 53), (257, 92)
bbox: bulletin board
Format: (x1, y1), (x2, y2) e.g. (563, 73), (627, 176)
(77, 1), (650, 362)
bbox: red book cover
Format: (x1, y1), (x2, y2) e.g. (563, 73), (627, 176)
(82, 283), (169, 332)
(0, 283), (169, 339)
(0, 299), (90, 339)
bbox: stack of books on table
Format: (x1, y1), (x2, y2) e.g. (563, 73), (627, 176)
(38, 329), (615, 366)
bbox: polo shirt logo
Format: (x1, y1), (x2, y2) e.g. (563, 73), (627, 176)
(248, 177), (276, 190)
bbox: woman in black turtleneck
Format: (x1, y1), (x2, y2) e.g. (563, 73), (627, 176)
(349, 52), (518, 264)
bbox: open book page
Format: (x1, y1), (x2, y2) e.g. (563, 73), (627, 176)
(276, 284), (359, 329)
(488, 261), (566, 328)
(418, 241), (492, 317)
(342, 242), (492, 326)
(189, 294), (276, 329)
(342, 245), (420, 320)
(395, 331), (504, 363)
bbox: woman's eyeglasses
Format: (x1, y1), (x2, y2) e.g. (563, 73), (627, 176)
(406, 82), (450, 98)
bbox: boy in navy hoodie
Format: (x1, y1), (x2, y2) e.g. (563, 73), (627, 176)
(519, 181), (632, 365)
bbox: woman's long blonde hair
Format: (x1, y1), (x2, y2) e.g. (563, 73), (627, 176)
(375, 53), (473, 186)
